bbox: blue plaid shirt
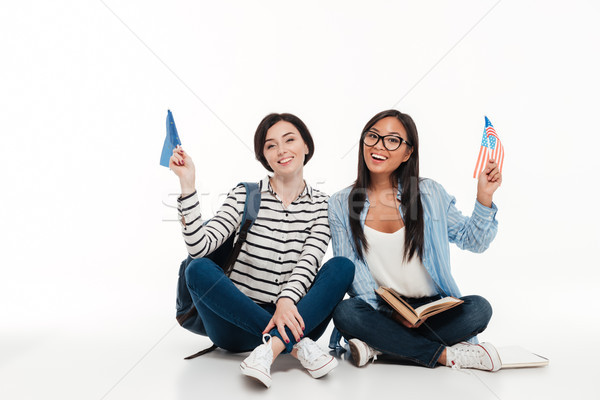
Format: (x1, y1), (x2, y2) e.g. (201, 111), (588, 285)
(328, 178), (498, 349)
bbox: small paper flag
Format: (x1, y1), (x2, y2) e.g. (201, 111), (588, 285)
(160, 109), (182, 167)
(473, 116), (504, 178)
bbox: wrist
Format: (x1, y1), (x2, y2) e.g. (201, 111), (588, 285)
(277, 297), (294, 306)
(180, 183), (195, 197)
(476, 193), (493, 208)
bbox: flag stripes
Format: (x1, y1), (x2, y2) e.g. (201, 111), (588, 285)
(473, 116), (504, 178)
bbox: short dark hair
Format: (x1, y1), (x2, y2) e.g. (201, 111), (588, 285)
(254, 113), (315, 172)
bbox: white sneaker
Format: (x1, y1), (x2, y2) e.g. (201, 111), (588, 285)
(348, 338), (382, 367)
(446, 342), (501, 372)
(294, 338), (338, 378)
(240, 334), (273, 388)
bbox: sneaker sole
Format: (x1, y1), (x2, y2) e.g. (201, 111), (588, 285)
(348, 339), (366, 367)
(306, 356), (338, 379)
(240, 362), (272, 388)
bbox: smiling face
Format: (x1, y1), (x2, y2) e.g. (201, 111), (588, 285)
(363, 116), (413, 179)
(263, 120), (309, 178)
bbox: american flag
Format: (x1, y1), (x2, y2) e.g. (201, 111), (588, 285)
(473, 116), (504, 178)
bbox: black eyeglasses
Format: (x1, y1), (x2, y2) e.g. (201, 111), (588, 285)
(362, 131), (412, 151)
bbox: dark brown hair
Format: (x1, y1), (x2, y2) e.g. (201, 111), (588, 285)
(349, 109), (424, 262)
(254, 113), (315, 172)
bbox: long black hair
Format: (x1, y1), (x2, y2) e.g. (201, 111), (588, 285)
(348, 109), (424, 262)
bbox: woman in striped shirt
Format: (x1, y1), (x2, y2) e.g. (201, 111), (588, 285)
(170, 113), (354, 388)
(329, 110), (503, 372)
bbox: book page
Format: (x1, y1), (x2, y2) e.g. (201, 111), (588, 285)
(414, 297), (462, 317)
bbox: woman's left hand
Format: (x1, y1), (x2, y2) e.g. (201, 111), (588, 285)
(476, 159), (502, 207)
(263, 298), (305, 344)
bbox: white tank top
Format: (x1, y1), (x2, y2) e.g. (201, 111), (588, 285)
(364, 225), (437, 298)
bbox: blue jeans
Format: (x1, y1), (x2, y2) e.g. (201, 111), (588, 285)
(332, 294), (492, 368)
(184, 256), (354, 354)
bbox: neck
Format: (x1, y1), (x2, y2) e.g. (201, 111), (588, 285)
(367, 172), (397, 207)
(270, 170), (305, 205)
(368, 172), (395, 193)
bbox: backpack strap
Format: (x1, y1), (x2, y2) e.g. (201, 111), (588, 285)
(222, 182), (261, 276)
(184, 343), (219, 360)
(239, 182), (261, 230)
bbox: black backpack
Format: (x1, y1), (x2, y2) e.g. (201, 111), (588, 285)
(175, 182), (261, 358)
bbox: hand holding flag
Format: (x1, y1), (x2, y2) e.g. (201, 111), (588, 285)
(160, 110), (182, 168)
(160, 109), (195, 194)
(476, 158), (502, 207)
(473, 116), (504, 178)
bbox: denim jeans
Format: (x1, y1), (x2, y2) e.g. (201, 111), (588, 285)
(332, 294), (492, 368)
(184, 256), (354, 354)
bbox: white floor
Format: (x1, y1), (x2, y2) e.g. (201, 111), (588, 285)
(2, 303), (595, 400)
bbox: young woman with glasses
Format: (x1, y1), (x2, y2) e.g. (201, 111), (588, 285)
(328, 109), (503, 371)
(170, 113), (354, 388)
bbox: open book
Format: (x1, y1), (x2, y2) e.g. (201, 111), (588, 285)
(375, 287), (464, 328)
(498, 346), (549, 369)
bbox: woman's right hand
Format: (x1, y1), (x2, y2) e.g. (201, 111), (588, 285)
(262, 298), (305, 344)
(169, 145), (196, 195)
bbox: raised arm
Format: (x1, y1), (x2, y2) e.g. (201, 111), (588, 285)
(170, 146), (243, 258)
(446, 159), (502, 252)
(170, 145), (196, 196)
(476, 159), (502, 208)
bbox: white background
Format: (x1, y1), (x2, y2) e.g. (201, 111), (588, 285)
(1, 1), (599, 399)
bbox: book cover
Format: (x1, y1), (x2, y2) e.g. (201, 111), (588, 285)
(498, 346), (549, 369)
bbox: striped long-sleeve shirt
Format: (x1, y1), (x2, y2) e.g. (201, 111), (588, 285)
(177, 176), (330, 305)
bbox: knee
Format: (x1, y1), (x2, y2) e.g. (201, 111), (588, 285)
(184, 257), (222, 291)
(322, 256), (355, 287)
(465, 295), (493, 327)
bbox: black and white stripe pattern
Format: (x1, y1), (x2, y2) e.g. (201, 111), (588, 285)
(177, 177), (330, 305)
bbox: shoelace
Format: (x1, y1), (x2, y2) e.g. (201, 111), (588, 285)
(367, 346), (379, 363)
(450, 346), (486, 370)
(262, 334), (272, 345)
(299, 340), (324, 364)
(250, 334), (273, 367)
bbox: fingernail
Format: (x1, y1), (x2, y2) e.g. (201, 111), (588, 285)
(285, 339), (290, 344)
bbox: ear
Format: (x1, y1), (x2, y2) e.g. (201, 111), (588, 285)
(304, 143), (309, 155)
(402, 147), (413, 163)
